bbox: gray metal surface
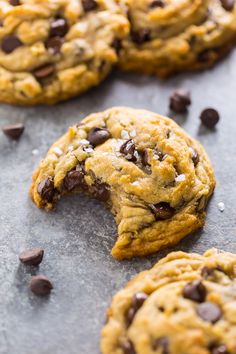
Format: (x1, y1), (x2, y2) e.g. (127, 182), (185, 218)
(1, 50), (236, 354)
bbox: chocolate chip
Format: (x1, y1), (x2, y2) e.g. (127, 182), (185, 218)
(169, 89), (191, 113)
(93, 180), (110, 202)
(1, 35), (23, 54)
(220, 0), (235, 11)
(198, 49), (214, 63)
(112, 38), (122, 54)
(183, 280), (206, 303)
(49, 18), (68, 38)
(154, 151), (166, 161)
(33, 63), (55, 79)
(150, 202), (175, 220)
(140, 149), (150, 166)
(131, 29), (151, 44)
(82, 0), (98, 12)
(30, 275), (53, 296)
(64, 169), (86, 191)
(2, 123), (24, 140)
(196, 302), (222, 323)
(150, 0), (165, 8)
(19, 248), (44, 266)
(152, 337), (169, 354)
(200, 108), (220, 128)
(87, 127), (110, 147)
(190, 148), (199, 166)
(211, 345), (228, 354)
(121, 340), (136, 354)
(127, 292), (148, 325)
(10, 0), (20, 5)
(120, 139), (137, 162)
(201, 266), (215, 278)
(37, 177), (55, 202)
(46, 36), (63, 54)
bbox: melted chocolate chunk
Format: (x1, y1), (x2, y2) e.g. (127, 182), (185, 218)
(64, 169), (86, 191)
(149, 0), (165, 8)
(140, 148), (150, 166)
(30, 275), (53, 296)
(196, 302), (222, 323)
(169, 89), (191, 113)
(49, 18), (68, 38)
(127, 292), (148, 325)
(10, 0), (21, 5)
(1, 35), (23, 54)
(37, 177), (55, 202)
(87, 127), (110, 147)
(82, 0), (98, 12)
(120, 139), (137, 162)
(19, 248), (44, 266)
(150, 202), (175, 220)
(2, 123), (24, 140)
(121, 340), (136, 354)
(131, 29), (151, 44)
(33, 63), (55, 79)
(183, 280), (206, 303)
(220, 0), (235, 11)
(152, 337), (169, 354)
(46, 36), (64, 54)
(200, 108), (220, 128)
(92, 180), (110, 202)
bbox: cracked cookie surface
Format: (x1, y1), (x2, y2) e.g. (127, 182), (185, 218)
(118, 0), (236, 77)
(0, 0), (129, 105)
(30, 107), (215, 259)
(101, 248), (236, 354)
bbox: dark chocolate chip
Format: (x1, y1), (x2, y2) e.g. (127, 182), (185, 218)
(87, 127), (110, 147)
(127, 292), (148, 325)
(1, 35), (23, 54)
(150, 202), (175, 220)
(82, 0), (98, 12)
(120, 139), (137, 162)
(154, 151), (166, 161)
(211, 345), (228, 354)
(33, 63), (55, 79)
(37, 177), (55, 202)
(64, 169), (86, 191)
(19, 248), (44, 266)
(169, 89), (191, 113)
(183, 280), (206, 303)
(131, 29), (151, 44)
(2, 123), (24, 140)
(121, 340), (136, 354)
(201, 266), (215, 278)
(220, 0), (235, 11)
(152, 337), (169, 354)
(149, 0), (165, 8)
(198, 49), (212, 62)
(46, 36), (63, 54)
(93, 181), (110, 202)
(30, 275), (53, 296)
(191, 148), (199, 166)
(200, 108), (220, 128)
(49, 18), (68, 38)
(10, 0), (20, 5)
(196, 302), (222, 323)
(140, 148), (150, 166)
(112, 38), (122, 54)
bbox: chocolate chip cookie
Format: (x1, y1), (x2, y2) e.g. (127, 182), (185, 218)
(0, 0), (129, 105)
(118, 0), (236, 77)
(30, 107), (215, 259)
(101, 248), (236, 354)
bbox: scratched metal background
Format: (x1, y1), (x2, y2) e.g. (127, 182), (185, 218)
(0, 49), (236, 354)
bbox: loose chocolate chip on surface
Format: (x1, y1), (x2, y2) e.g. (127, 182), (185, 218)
(10, 0), (20, 5)
(152, 337), (169, 354)
(190, 148), (199, 166)
(211, 345), (228, 354)
(120, 139), (137, 161)
(19, 248), (44, 266)
(150, 0), (165, 8)
(2, 123), (24, 140)
(131, 29), (151, 44)
(127, 292), (148, 324)
(87, 127), (110, 146)
(170, 89), (191, 113)
(64, 170), (86, 191)
(183, 280), (206, 303)
(37, 177), (55, 202)
(1, 35), (23, 54)
(121, 340), (136, 354)
(30, 275), (53, 296)
(220, 0), (235, 11)
(49, 18), (68, 38)
(196, 302), (222, 323)
(33, 63), (55, 79)
(150, 202), (175, 220)
(200, 108), (220, 128)
(93, 181), (110, 202)
(46, 36), (63, 54)
(82, 0), (98, 12)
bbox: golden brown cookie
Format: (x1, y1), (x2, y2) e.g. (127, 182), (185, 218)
(0, 0), (129, 104)
(101, 248), (236, 354)
(30, 107), (215, 259)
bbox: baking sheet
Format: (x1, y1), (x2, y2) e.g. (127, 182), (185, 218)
(1, 49), (236, 354)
